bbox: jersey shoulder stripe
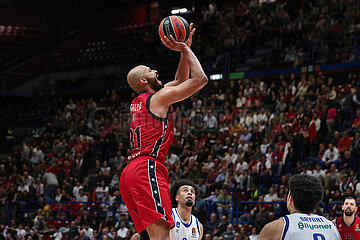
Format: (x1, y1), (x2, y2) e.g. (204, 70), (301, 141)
(281, 215), (290, 240)
(195, 218), (200, 233)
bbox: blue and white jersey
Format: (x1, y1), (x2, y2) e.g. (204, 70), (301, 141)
(171, 208), (201, 240)
(281, 213), (340, 240)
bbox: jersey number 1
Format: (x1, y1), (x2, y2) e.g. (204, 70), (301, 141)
(130, 126), (141, 149)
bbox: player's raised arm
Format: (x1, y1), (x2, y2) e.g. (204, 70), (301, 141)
(152, 35), (208, 107)
(165, 23), (196, 87)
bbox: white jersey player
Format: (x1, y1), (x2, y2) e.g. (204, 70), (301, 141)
(259, 174), (340, 240)
(170, 179), (203, 240)
(172, 208), (201, 240)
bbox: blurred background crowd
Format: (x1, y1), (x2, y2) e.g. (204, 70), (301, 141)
(1, 0), (360, 240)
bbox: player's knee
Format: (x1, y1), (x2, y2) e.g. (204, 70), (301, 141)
(148, 230), (169, 240)
(146, 219), (170, 240)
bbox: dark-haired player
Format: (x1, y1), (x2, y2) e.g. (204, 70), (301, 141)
(334, 196), (360, 240)
(170, 179), (203, 240)
(259, 174), (340, 240)
(119, 25), (207, 240)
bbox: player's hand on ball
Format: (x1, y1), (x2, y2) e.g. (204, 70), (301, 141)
(185, 23), (195, 48)
(160, 34), (187, 52)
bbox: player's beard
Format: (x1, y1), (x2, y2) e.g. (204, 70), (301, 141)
(185, 200), (194, 207)
(345, 209), (354, 216)
(147, 75), (163, 92)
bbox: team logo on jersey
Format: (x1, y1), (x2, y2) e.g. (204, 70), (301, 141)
(356, 223), (360, 230)
(176, 222), (180, 228)
(191, 227), (196, 238)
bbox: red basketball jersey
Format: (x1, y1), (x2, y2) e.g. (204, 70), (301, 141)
(336, 215), (360, 240)
(128, 92), (174, 163)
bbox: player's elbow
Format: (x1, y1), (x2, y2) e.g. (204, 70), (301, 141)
(197, 76), (208, 87)
(202, 76), (209, 84)
(190, 76), (208, 89)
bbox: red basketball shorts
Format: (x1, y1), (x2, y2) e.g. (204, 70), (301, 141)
(119, 156), (174, 233)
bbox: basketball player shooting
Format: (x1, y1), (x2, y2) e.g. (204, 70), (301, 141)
(119, 23), (208, 240)
(259, 174), (340, 240)
(170, 179), (203, 240)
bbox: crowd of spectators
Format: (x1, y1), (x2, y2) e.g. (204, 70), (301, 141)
(1, 69), (359, 239)
(196, 0), (360, 66)
(60, 0), (360, 71)
(1, 1), (360, 239)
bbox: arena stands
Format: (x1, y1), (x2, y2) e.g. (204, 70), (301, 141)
(0, 25), (64, 70)
(54, 0), (360, 73)
(1, 0), (360, 240)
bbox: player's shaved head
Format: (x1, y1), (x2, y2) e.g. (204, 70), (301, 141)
(127, 65), (146, 92)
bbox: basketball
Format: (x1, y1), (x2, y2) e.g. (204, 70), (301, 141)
(159, 15), (190, 42)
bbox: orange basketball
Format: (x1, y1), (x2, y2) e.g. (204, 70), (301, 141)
(159, 15), (190, 42)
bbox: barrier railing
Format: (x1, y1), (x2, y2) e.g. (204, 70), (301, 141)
(4, 200), (337, 226)
(205, 200), (287, 224)
(6, 200), (116, 225)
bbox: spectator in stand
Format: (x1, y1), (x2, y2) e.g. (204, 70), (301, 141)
(271, 145), (284, 185)
(235, 156), (249, 174)
(77, 189), (88, 202)
(215, 165), (229, 184)
(216, 215), (229, 236)
(341, 151), (356, 170)
(325, 131), (341, 148)
(339, 175), (354, 196)
(95, 180), (109, 200)
(54, 188), (62, 202)
(240, 128), (252, 143)
(225, 147), (237, 165)
(203, 110), (218, 131)
(352, 109), (360, 129)
(82, 222), (94, 239)
(22, 171), (34, 187)
(322, 143), (340, 168)
(220, 224), (234, 240)
(73, 181), (83, 199)
(205, 213), (219, 235)
(236, 91), (246, 108)
(242, 195), (271, 225)
(353, 132), (360, 149)
(260, 137), (270, 155)
(43, 170), (59, 201)
(76, 229), (90, 240)
(238, 226), (248, 239)
(249, 227), (259, 240)
(257, 155), (271, 191)
(166, 150), (179, 165)
(116, 220), (128, 240)
(338, 131), (353, 153)
(264, 187), (278, 202)
(326, 106), (337, 133)
(308, 143), (327, 168)
(312, 163), (326, 186)
(217, 187), (233, 220)
(324, 163), (340, 190)
(17, 180), (29, 194)
(300, 164), (313, 176)
(33, 215), (47, 231)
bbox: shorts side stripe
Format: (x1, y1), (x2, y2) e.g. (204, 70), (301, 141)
(148, 160), (165, 215)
